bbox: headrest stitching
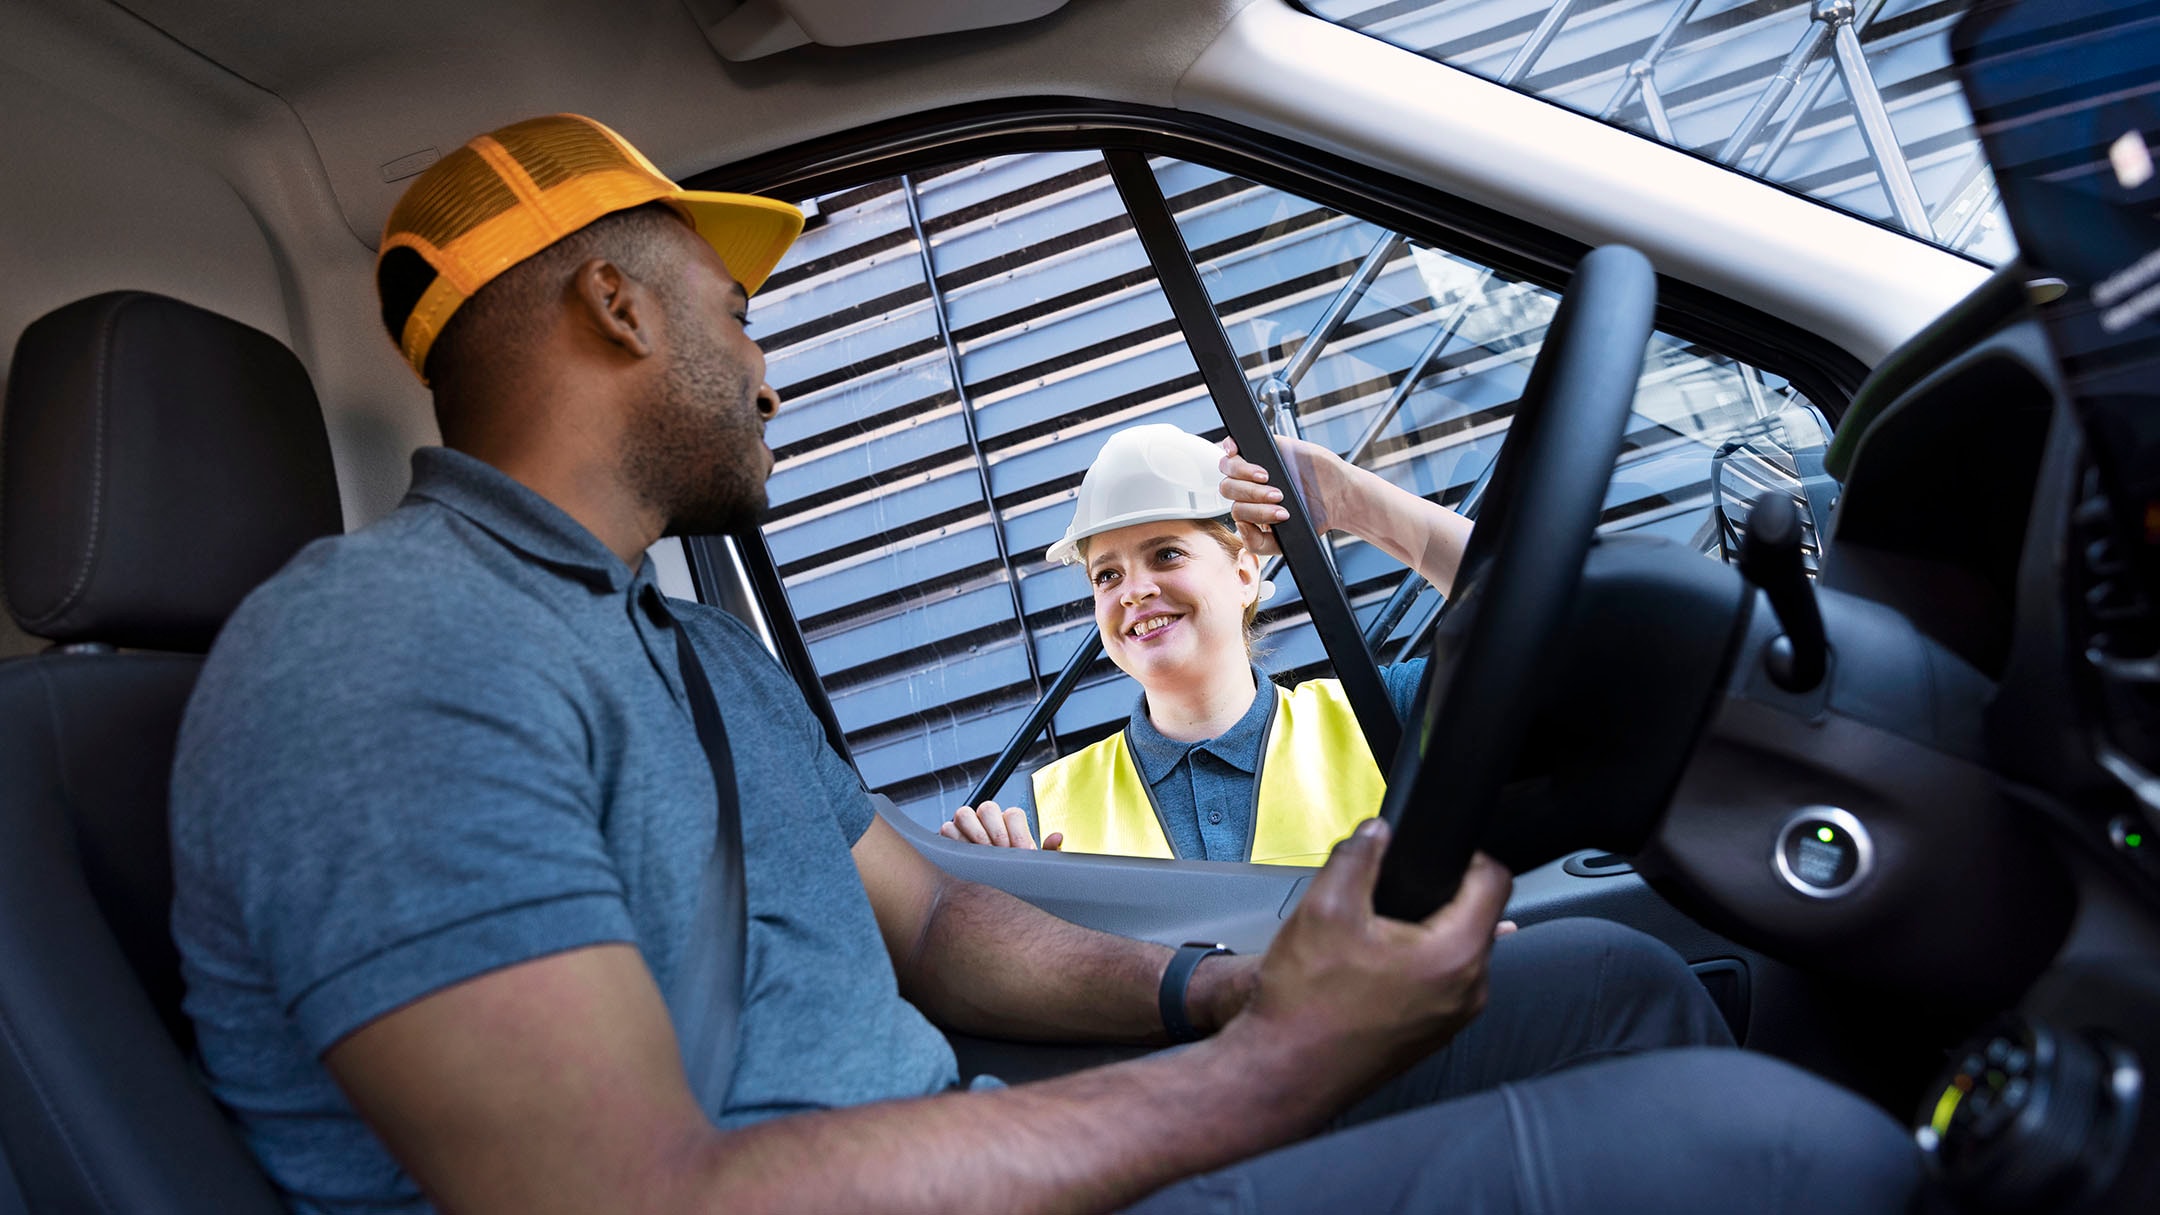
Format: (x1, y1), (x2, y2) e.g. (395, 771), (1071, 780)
(16, 299), (120, 632)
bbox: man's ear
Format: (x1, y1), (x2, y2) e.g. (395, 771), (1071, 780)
(570, 258), (657, 360)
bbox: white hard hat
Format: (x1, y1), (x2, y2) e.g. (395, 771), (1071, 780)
(1046, 424), (1232, 566)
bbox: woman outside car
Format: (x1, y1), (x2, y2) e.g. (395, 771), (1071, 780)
(941, 424), (1472, 864)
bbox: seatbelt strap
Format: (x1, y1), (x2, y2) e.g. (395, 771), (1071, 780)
(655, 592), (747, 1114)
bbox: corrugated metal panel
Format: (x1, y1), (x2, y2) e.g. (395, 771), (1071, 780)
(1309, 0), (2016, 263)
(755, 150), (1824, 829)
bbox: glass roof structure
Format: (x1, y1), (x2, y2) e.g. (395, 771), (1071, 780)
(1306, 0), (2017, 265)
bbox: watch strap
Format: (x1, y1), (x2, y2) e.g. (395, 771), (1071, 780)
(1159, 941), (1233, 1044)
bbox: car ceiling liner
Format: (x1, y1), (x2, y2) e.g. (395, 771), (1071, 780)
(684, 0), (1070, 62)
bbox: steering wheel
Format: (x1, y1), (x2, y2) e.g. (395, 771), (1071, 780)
(1373, 245), (1659, 921)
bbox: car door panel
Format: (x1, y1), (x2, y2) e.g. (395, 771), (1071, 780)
(884, 802), (1804, 1083)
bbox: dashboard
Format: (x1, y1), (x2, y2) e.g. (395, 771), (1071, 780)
(1649, 265), (2160, 1212)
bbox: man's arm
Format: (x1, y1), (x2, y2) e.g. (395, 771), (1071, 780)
(327, 824), (1510, 1215)
(855, 815), (1244, 1041)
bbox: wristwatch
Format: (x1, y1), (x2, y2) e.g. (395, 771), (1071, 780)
(1159, 941), (1235, 1044)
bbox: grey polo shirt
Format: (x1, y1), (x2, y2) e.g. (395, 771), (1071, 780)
(170, 447), (957, 1214)
(1024, 662), (1427, 860)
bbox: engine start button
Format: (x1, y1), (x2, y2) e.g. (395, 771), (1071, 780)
(1774, 806), (1873, 898)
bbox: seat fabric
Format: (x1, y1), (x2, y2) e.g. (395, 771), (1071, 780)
(0, 1139), (29, 1215)
(0, 654), (283, 1214)
(0, 291), (341, 1213)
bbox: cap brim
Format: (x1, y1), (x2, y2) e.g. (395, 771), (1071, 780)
(673, 190), (805, 296)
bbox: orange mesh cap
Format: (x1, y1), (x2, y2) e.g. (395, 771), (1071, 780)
(375, 113), (804, 382)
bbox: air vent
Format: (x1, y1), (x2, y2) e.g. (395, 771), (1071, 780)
(2069, 463), (2160, 840)
(2071, 465), (2160, 662)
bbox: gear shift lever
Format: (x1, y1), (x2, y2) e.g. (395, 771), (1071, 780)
(1738, 494), (1828, 691)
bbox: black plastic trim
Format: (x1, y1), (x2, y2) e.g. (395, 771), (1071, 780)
(1824, 260), (2032, 480)
(1562, 850), (1637, 877)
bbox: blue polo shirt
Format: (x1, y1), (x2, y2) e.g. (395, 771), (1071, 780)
(1024, 662), (1426, 860)
(170, 447), (957, 1214)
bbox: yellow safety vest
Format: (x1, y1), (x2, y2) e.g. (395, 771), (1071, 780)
(1032, 678), (1384, 867)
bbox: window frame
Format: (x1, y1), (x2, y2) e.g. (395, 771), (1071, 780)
(682, 98), (1870, 779)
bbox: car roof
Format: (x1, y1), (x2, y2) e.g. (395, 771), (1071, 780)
(98, 0), (1252, 251)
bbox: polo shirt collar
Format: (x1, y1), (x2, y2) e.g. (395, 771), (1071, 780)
(1125, 667), (1275, 784)
(404, 447), (637, 593)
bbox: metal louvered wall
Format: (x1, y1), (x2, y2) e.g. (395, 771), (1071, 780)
(751, 146), (1826, 828)
(756, 156), (1166, 823)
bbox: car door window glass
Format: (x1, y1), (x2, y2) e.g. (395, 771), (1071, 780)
(1148, 156), (1831, 665)
(758, 156), (1216, 828)
(754, 148), (1829, 833)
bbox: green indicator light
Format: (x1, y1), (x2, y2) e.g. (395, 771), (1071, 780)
(1816, 826), (1836, 844)
(1931, 1085), (1965, 1136)
(2129, 833), (2144, 849)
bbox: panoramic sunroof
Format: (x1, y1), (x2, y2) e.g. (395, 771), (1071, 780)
(1305, 0), (2018, 266)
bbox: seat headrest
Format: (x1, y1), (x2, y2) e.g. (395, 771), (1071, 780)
(3, 292), (343, 652)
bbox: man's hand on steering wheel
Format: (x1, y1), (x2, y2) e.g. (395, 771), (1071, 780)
(1233, 819), (1514, 1090)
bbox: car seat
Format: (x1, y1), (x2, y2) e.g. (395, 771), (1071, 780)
(0, 292), (344, 1213)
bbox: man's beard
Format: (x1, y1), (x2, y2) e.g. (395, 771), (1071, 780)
(622, 323), (768, 539)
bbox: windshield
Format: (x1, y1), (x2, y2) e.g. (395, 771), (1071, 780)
(1305, 0), (2016, 266)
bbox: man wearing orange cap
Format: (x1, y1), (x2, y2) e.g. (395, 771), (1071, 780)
(170, 115), (1918, 1214)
